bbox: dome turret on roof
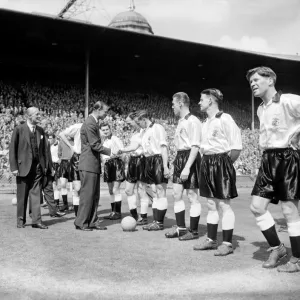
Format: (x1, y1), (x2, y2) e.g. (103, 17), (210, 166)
(108, 10), (154, 35)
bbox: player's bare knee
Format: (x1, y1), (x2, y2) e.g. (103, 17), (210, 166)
(250, 202), (265, 216)
(207, 198), (217, 211)
(156, 184), (165, 198)
(187, 190), (198, 203)
(219, 200), (231, 212)
(60, 178), (67, 188)
(281, 201), (300, 222)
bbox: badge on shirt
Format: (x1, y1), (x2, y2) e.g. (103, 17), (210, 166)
(271, 117), (280, 127)
(212, 129), (218, 138)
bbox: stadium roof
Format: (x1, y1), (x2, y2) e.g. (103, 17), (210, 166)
(0, 8), (299, 99)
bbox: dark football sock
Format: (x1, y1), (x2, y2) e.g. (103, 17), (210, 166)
(223, 229), (233, 244)
(190, 216), (200, 232)
(130, 208), (138, 220)
(74, 205), (78, 217)
(175, 210), (186, 228)
(207, 223), (218, 241)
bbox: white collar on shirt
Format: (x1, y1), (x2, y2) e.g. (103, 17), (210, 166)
(27, 120), (36, 132)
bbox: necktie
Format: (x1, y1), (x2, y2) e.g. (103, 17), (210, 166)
(32, 126), (36, 134)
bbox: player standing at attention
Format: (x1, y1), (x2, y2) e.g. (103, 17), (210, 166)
(193, 88), (242, 256)
(165, 92), (202, 241)
(101, 123), (126, 220)
(247, 66), (300, 272)
(120, 110), (170, 231)
(59, 123), (82, 216)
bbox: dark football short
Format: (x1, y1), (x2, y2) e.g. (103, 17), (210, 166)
(59, 159), (71, 181)
(70, 153), (80, 181)
(104, 157), (125, 183)
(52, 162), (60, 181)
(200, 152), (238, 199)
(142, 154), (168, 185)
(126, 155), (145, 184)
(251, 148), (300, 204)
(173, 149), (201, 189)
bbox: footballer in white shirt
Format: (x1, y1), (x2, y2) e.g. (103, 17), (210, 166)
(120, 110), (170, 231)
(165, 92), (202, 241)
(247, 66), (300, 273)
(100, 122), (126, 220)
(193, 88), (242, 256)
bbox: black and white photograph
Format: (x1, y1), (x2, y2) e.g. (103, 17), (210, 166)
(0, 1), (300, 299)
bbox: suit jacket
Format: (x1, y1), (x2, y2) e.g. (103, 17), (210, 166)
(78, 116), (111, 174)
(45, 135), (53, 172)
(9, 123), (47, 177)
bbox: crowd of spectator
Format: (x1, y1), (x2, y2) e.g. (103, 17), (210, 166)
(0, 80), (261, 181)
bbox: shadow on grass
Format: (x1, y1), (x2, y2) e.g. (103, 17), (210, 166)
(43, 216), (76, 226)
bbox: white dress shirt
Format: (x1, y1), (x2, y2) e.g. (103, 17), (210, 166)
(201, 112), (242, 154)
(51, 144), (59, 163)
(257, 93), (300, 150)
(27, 120), (36, 133)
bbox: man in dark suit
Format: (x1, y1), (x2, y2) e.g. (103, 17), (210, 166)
(9, 107), (48, 229)
(74, 101), (111, 231)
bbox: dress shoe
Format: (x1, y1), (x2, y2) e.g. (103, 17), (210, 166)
(50, 211), (66, 218)
(17, 224), (26, 228)
(32, 223), (48, 229)
(104, 212), (114, 219)
(59, 204), (69, 212)
(110, 212), (121, 220)
(91, 224), (107, 230)
(75, 225), (93, 231)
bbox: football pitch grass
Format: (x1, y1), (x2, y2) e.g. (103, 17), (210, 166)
(0, 187), (299, 300)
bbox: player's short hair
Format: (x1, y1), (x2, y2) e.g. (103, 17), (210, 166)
(246, 66), (277, 84)
(99, 122), (111, 129)
(172, 92), (190, 106)
(93, 101), (109, 111)
(134, 110), (151, 120)
(201, 88), (223, 105)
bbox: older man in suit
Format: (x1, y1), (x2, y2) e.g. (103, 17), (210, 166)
(74, 101), (112, 231)
(9, 107), (48, 229)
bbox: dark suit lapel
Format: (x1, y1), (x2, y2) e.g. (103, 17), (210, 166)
(24, 123), (32, 146)
(36, 127), (41, 149)
(89, 115), (100, 138)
